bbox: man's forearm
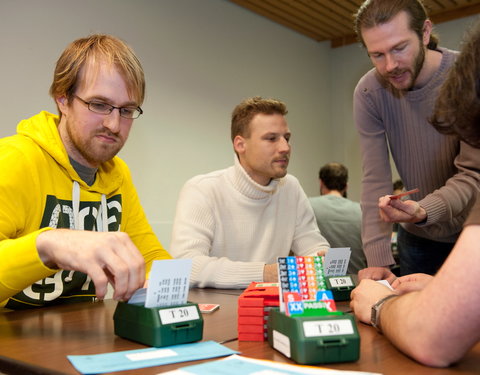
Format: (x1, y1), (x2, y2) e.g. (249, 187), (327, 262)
(380, 291), (457, 367)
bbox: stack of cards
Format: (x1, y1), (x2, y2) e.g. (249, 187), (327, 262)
(278, 256), (338, 316)
(237, 282), (280, 341)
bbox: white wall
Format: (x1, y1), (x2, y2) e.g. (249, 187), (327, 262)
(0, 0), (331, 249)
(0, 1), (477, 249)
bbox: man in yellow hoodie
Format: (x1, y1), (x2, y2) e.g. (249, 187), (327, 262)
(0, 35), (170, 309)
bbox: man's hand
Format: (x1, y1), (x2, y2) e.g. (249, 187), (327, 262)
(36, 229), (145, 301)
(378, 195), (427, 223)
(391, 273), (433, 294)
(350, 279), (396, 324)
(358, 266), (396, 283)
(263, 263), (278, 282)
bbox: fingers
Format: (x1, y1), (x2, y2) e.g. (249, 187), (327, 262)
(88, 264), (110, 300)
(36, 229), (145, 302)
(350, 279), (398, 324)
(390, 277), (401, 289)
(358, 266), (393, 281)
(391, 273), (433, 294)
(385, 273), (397, 284)
(99, 233), (145, 301)
(378, 195), (426, 224)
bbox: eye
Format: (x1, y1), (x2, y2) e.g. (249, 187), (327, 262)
(120, 107), (136, 117)
(90, 102), (111, 112)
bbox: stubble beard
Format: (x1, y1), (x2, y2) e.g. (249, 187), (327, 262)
(381, 42), (426, 94)
(66, 123), (123, 167)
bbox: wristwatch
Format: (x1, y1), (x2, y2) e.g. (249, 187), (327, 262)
(371, 294), (398, 333)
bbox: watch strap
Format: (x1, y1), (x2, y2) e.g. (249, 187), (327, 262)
(371, 294), (398, 333)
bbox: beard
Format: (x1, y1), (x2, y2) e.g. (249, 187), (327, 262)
(379, 41), (426, 95)
(65, 120), (125, 167)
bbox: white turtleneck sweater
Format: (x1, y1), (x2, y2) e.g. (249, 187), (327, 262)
(169, 156), (330, 289)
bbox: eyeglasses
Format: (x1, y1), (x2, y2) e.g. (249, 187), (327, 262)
(73, 95), (143, 119)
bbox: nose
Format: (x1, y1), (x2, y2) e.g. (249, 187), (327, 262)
(102, 108), (122, 133)
(385, 53), (398, 73)
(279, 137), (291, 153)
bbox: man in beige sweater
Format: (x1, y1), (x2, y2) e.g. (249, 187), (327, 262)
(170, 97), (329, 289)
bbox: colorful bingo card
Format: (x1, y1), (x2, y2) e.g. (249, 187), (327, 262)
(278, 256), (326, 300)
(278, 256), (338, 315)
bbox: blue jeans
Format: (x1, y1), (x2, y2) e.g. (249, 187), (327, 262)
(397, 226), (455, 276)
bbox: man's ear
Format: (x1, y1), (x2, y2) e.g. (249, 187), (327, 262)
(422, 19), (433, 46)
(233, 135), (246, 155)
(56, 96), (69, 116)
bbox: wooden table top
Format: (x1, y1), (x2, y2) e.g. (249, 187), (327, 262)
(1, 288), (479, 375)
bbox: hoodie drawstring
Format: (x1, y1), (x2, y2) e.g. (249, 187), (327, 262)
(72, 181), (107, 231)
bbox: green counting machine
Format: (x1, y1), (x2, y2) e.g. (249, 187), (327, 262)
(114, 301), (203, 347)
(326, 275), (356, 301)
(267, 309), (360, 365)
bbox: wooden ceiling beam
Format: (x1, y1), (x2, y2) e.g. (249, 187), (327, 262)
(274, 0), (350, 37)
(229, 0), (329, 41)
(228, 0), (480, 48)
(430, 3), (480, 23)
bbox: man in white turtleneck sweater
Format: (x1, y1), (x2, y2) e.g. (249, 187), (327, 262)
(170, 97), (329, 289)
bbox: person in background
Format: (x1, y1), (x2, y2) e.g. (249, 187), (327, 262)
(350, 20), (480, 367)
(0, 34), (171, 309)
(170, 97), (329, 289)
(353, 0), (480, 281)
(309, 162), (366, 274)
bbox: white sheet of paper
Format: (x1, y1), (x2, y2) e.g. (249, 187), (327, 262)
(127, 259), (192, 308)
(377, 279), (394, 290)
(128, 287), (147, 305)
(323, 247), (351, 277)
(145, 259), (192, 308)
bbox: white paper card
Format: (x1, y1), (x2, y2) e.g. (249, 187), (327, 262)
(323, 247), (351, 277)
(145, 259), (192, 308)
(303, 319), (354, 337)
(377, 279), (394, 290)
(159, 305), (200, 324)
(128, 259), (192, 308)
(272, 330), (291, 358)
(126, 349), (178, 361)
(328, 276), (354, 288)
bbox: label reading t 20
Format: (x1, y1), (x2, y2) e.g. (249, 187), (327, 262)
(303, 319), (354, 337)
(159, 305), (199, 324)
(329, 276), (354, 287)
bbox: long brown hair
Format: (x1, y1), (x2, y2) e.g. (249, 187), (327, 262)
(354, 0), (438, 50)
(430, 21), (480, 148)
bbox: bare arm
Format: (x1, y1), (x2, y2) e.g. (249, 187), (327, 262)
(352, 225), (480, 367)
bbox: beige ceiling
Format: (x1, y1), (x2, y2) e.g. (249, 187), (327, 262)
(228, 0), (480, 47)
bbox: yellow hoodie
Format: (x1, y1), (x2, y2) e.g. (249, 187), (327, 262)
(0, 111), (170, 309)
